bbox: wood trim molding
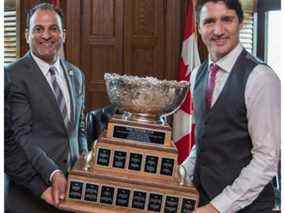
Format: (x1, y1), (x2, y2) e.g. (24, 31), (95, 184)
(20, 0), (33, 56)
(65, 0), (81, 67)
(165, 0), (183, 80)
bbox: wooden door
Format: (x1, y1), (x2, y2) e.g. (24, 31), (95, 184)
(65, 0), (183, 111)
(80, 0), (167, 110)
(124, 0), (166, 78)
(80, 0), (124, 110)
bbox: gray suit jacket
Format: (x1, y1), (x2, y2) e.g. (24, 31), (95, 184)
(5, 68), (46, 197)
(6, 52), (88, 212)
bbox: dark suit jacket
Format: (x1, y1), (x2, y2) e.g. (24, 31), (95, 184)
(5, 69), (47, 194)
(5, 68), (35, 184)
(6, 52), (88, 212)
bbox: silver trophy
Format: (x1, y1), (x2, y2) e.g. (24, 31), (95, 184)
(104, 73), (189, 124)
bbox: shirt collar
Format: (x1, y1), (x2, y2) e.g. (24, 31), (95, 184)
(208, 43), (243, 73)
(31, 52), (61, 76)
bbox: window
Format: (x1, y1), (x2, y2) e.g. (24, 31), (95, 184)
(239, 0), (257, 55)
(239, 10), (256, 54)
(4, 0), (19, 66)
(266, 11), (281, 78)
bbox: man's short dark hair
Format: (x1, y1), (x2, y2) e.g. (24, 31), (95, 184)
(196, 0), (244, 24)
(26, 3), (64, 30)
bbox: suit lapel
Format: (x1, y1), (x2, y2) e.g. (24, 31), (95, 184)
(23, 53), (64, 119)
(60, 59), (76, 128)
(23, 53), (71, 134)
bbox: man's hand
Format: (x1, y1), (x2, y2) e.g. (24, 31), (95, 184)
(51, 171), (67, 207)
(41, 187), (54, 206)
(194, 203), (219, 213)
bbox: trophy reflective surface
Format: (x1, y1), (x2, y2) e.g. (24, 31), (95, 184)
(60, 73), (199, 212)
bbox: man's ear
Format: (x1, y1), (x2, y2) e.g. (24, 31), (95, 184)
(25, 29), (29, 44)
(239, 20), (243, 31)
(62, 29), (66, 43)
(198, 25), (202, 35)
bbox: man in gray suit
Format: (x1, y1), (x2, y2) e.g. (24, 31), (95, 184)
(6, 3), (88, 212)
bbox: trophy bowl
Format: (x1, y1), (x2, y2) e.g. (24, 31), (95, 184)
(104, 73), (189, 123)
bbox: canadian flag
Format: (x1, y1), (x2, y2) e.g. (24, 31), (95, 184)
(173, 0), (200, 164)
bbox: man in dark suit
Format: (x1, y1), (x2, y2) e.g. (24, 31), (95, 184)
(6, 3), (88, 212)
(5, 68), (52, 211)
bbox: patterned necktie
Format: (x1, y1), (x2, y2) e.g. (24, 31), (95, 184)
(206, 63), (219, 111)
(49, 66), (70, 128)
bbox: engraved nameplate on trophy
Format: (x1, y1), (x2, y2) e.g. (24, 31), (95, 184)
(112, 150), (127, 168)
(128, 153), (142, 171)
(164, 196), (179, 213)
(84, 183), (98, 202)
(113, 125), (165, 145)
(115, 188), (130, 207)
(144, 155), (158, 173)
(100, 186), (115, 204)
(96, 148), (111, 166)
(148, 193), (163, 212)
(68, 181), (83, 200)
(160, 158), (175, 176)
(132, 191), (147, 210)
(181, 198), (196, 212)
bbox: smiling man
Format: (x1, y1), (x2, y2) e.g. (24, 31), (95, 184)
(182, 0), (280, 212)
(5, 3), (88, 212)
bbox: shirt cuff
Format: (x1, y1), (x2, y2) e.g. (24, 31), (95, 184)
(49, 169), (63, 183)
(211, 192), (240, 213)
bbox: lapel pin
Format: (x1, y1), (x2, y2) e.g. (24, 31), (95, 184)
(69, 70), (74, 76)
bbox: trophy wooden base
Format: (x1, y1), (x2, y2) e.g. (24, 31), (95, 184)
(60, 115), (199, 212)
(60, 157), (198, 213)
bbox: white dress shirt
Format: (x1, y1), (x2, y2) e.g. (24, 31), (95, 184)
(183, 43), (280, 212)
(31, 52), (71, 120)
